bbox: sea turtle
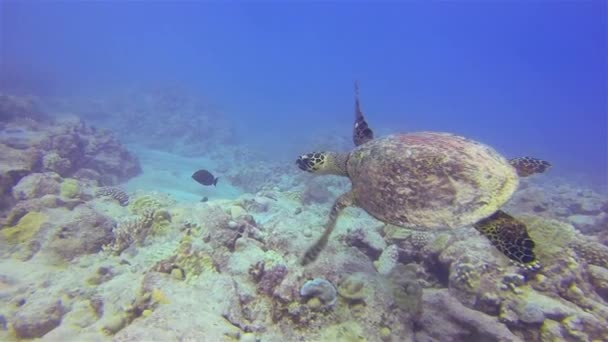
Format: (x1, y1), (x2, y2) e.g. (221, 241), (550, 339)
(296, 82), (551, 270)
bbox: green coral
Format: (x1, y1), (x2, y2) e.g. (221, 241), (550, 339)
(2, 212), (48, 244)
(60, 178), (80, 199)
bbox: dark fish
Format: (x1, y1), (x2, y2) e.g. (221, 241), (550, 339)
(192, 169), (218, 186)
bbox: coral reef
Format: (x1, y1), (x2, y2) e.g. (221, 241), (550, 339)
(416, 289), (521, 341)
(0, 143), (607, 341)
(2, 211), (48, 245)
(0, 95), (141, 213)
(0, 93), (49, 123)
(103, 211), (154, 255)
(48, 207), (115, 261)
(59, 178), (81, 199)
(63, 86), (235, 156)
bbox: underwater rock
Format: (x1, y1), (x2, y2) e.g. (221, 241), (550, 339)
(416, 289), (520, 341)
(239, 195), (272, 213)
(568, 214), (600, 233)
(48, 206), (115, 260)
(11, 172), (62, 200)
(516, 302), (546, 324)
(11, 298), (66, 339)
(300, 278), (338, 307)
(257, 263), (288, 296)
(1, 113), (139, 201)
(2, 211), (48, 246)
(42, 152), (72, 176)
(345, 226), (386, 259)
(588, 265), (608, 301)
(0, 93), (48, 122)
(228, 205), (247, 219)
(388, 264), (423, 316)
(0, 144), (41, 208)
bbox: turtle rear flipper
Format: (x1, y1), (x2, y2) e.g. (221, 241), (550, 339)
(301, 191), (355, 265)
(353, 81), (374, 146)
(509, 157), (551, 177)
(474, 210), (541, 271)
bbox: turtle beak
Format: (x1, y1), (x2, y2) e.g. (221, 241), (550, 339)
(296, 155), (311, 172)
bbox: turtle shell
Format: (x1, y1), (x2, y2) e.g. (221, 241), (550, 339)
(346, 132), (518, 229)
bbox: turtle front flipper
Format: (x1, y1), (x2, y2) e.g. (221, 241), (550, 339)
(474, 210), (541, 271)
(353, 81), (374, 146)
(509, 157), (551, 177)
(301, 191), (355, 265)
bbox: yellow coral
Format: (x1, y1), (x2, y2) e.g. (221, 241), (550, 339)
(151, 288), (170, 304)
(522, 215), (608, 268)
(2, 212), (48, 244)
(151, 209), (172, 235)
(60, 178), (80, 198)
(520, 216), (576, 263)
(319, 321), (367, 342)
(174, 239), (217, 279)
(128, 193), (174, 215)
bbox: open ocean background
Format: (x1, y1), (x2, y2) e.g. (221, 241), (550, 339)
(2, 1), (606, 192)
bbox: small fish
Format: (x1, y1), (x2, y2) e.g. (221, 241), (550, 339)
(192, 169), (218, 186)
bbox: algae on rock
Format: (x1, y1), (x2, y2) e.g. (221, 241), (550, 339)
(2, 211), (48, 244)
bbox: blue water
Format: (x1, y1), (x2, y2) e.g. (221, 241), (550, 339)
(1, 1), (606, 191)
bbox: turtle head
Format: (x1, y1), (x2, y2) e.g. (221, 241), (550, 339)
(296, 152), (348, 176)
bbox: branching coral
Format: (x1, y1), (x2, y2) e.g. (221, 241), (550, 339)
(103, 210), (154, 255)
